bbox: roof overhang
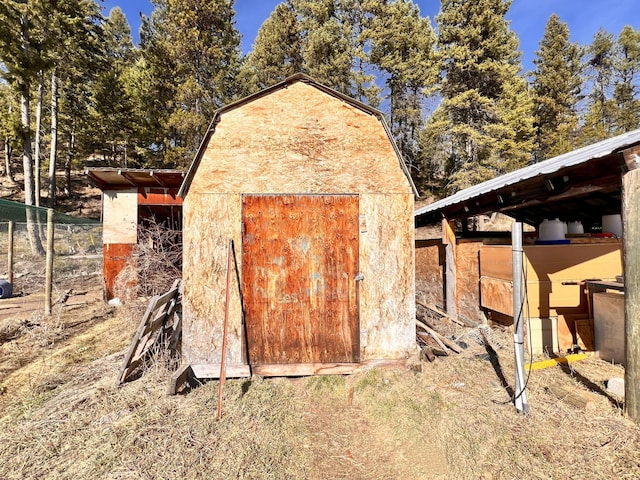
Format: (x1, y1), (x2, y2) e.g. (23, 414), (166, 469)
(415, 129), (640, 229)
(86, 168), (185, 191)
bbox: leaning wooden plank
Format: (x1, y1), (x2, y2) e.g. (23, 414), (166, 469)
(118, 309), (154, 384)
(416, 317), (462, 353)
(416, 300), (465, 326)
(191, 364), (252, 379)
(416, 319), (461, 353)
(152, 282), (181, 309)
(525, 353), (588, 371)
(417, 330), (449, 356)
(119, 281), (182, 385)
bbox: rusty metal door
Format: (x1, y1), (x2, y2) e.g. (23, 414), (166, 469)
(242, 194), (359, 365)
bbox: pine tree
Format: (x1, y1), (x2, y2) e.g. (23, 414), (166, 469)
(613, 25), (640, 133)
(240, 1), (303, 94)
(531, 14), (582, 161)
(89, 7), (137, 167)
(0, 83), (18, 182)
(140, 0), (242, 168)
(422, 0), (534, 193)
(580, 29), (616, 144)
(47, 0), (103, 205)
(293, 0), (355, 95)
(365, 0), (437, 175)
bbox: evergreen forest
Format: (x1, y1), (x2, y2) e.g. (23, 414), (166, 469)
(1, 0), (639, 207)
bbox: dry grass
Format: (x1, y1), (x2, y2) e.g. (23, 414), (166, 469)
(1, 295), (640, 479)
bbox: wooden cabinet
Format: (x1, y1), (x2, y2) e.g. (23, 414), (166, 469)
(480, 243), (623, 354)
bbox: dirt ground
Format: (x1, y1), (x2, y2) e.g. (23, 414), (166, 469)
(1, 280), (639, 479)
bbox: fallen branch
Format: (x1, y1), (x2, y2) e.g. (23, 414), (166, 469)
(545, 383), (598, 410)
(417, 330), (449, 356)
(416, 299), (465, 326)
(416, 318), (462, 354)
(419, 345), (435, 362)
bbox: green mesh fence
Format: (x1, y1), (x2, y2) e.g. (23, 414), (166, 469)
(0, 198), (100, 225)
(0, 220), (103, 302)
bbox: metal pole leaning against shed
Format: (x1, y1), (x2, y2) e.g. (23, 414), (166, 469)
(624, 168), (640, 421)
(45, 208), (54, 316)
(217, 239), (233, 421)
(512, 222), (529, 414)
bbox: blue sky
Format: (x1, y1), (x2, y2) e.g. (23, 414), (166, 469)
(102, 0), (640, 72)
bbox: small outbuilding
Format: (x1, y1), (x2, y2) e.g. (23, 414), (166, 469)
(177, 73), (417, 381)
(86, 168), (184, 299)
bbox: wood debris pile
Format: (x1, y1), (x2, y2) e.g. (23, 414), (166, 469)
(416, 301), (468, 362)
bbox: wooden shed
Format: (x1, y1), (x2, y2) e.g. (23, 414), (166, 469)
(86, 168), (184, 299)
(176, 73), (417, 383)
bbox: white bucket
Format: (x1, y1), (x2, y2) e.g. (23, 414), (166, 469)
(538, 218), (565, 241)
(567, 221), (584, 234)
(602, 214), (623, 237)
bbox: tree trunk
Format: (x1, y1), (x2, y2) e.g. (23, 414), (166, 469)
(34, 70), (44, 207)
(21, 84), (45, 257)
(48, 70), (58, 208)
(3, 138), (14, 181)
(3, 103), (15, 182)
(64, 131), (74, 198)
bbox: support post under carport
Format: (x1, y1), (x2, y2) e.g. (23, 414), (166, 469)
(624, 168), (640, 421)
(442, 218), (457, 319)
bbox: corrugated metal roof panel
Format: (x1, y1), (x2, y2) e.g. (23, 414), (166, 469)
(415, 129), (640, 218)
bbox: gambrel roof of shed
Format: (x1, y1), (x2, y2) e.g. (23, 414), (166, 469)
(178, 73), (417, 198)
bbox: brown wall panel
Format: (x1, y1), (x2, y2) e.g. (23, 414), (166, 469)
(103, 243), (135, 300)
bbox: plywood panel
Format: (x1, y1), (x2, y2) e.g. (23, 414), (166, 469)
(103, 189), (137, 244)
(481, 244), (623, 282)
(242, 195), (359, 364)
(479, 246), (512, 280)
(359, 194), (415, 358)
(456, 241), (482, 323)
(181, 194), (244, 365)
(525, 244), (622, 282)
(189, 82), (412, 195)
(415, 241), (444, 308)
(594, 291), (625, 364)
(103, 243), (135, 300)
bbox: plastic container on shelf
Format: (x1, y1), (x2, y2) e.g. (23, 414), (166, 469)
(602, 214), (623, 238)
(567, 221), (584, 234)
(538, 218), (565, 241)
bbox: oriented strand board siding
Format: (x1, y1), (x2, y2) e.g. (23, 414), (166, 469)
(415, 240), (444, 308)
(182, 194), (244, 365)
(456, 241), (482, 322)
(189, 82), (412, 195)
(103, 189), (137, 244)
(242, 195), (359, 364)
(359, 194), (415, 358)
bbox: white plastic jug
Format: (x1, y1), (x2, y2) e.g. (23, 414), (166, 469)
(567, 221), (584, 234)
(538, 218), (565, 241)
